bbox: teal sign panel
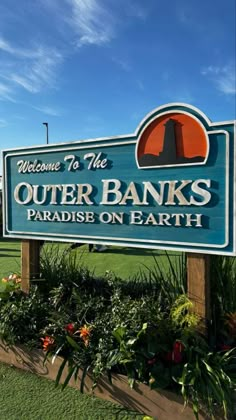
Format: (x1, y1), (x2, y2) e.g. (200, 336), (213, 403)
(2, 103), (236, 255)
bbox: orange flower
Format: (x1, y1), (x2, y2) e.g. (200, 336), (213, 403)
(77, 324), (92, 347)
(41, 336), (55, 352)
(2, 273), (21, 284)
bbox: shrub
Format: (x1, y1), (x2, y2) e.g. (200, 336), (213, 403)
(0, 286), (49, 346)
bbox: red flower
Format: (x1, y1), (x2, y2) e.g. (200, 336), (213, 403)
(65, 323), (76, 335)
(41, 336), (55, 352)
(172, 340), (184, 363)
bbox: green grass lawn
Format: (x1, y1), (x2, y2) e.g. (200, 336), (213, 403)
(0, 239), (21, 279)
(0, 363), (144, 420)
(0, 238), (179, 281)
(65, 243), (175, 280)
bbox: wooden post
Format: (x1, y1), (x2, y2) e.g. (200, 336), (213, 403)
(187, 253), (211, 335)
(21, 240), (41, 294)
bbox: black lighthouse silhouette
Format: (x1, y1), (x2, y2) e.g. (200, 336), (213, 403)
(138, 118), (205, 167)
(160, 119), (177, 163)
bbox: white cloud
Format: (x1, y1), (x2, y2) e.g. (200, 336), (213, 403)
(201, 64), (236, 95)
(0, 1), (150, 104)
(0, 37), (35, 59)
(0, 36), (62, 96)
(125, 2), (148, 20)
(0, 37), (14, 54)
(66, 0), (114, 47)
(0, 82), (15, 102)
(162, 71), (170, 82)
(39, 0), (149, 48)
(165, 88), (194, 104)
(112, 57), (131, 72)
(33, 105), (62, 117)
(0, 118), (7, 128)
(9, 74), (38, 93)
(136, 80), (144, 91)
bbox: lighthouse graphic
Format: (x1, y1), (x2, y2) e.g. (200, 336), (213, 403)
(159, 119), (177, 164)
(137, 114), (207, 168)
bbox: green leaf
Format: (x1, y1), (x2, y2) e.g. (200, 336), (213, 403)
(128, 377), (135, 389)
(206, 376), (224, 403)
(112, 326), (126, 343)
(106, 369), (112, 385)
(106, 350), (120, 368)
(80, 365), (89, 393)
(143, 417), (154, 420)
(74, 365), (80, 383)
(192, 401), (199, 420)
(137, 322), (148, 338)
(151, 363), (171, 389)
(202, 360), (215, 375)
(127, 338), (138, 346)
(66, 335), (80, 351)
(55, 358), (67, 387)
(62, 365), (77, 390)
(52, 344), (64, 365)
(120, 357), (133, 364)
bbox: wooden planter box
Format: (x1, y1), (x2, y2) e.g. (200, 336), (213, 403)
(0, 340), (221, 419)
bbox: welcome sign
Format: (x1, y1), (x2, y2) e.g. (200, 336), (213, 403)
(2, 103), (236, 255)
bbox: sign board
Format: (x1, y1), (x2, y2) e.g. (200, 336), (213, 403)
(2, 103), (236, 255)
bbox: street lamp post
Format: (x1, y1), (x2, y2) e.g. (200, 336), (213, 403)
(43, 122), (49, 144)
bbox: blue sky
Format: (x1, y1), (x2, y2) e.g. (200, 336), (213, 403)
(0, 0), (235, 174)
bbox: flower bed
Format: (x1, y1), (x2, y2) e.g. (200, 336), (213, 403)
(0, 246), (235, 419)
(0, 340), (205, 419)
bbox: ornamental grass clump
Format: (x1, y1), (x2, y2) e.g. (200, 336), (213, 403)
(176, 345), (236, 420)
(141, 252), (187, 305)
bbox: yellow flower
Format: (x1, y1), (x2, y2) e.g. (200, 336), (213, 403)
(149, 377), (155, 385)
